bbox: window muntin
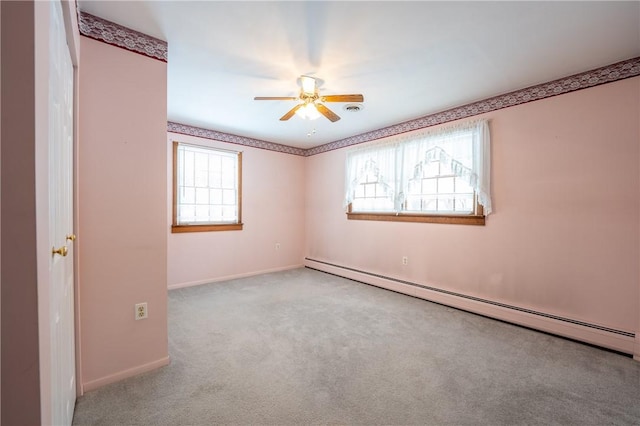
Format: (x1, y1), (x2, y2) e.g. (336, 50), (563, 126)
(172, 142), (242, 233)
(344, 119), (490, 224)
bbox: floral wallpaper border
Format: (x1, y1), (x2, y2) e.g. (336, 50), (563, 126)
(79, 11), (167, 62)
(167, 123), (308, 156)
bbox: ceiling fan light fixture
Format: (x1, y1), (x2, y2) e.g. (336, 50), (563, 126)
(295, 102), (321, 120)
(300, 75), (317, 95)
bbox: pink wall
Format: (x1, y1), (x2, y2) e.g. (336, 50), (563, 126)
(1, 2), (42, 424)
(78, 36), (169, 391)
(305, 77), (640, 354)
(167, 133), (306, 288)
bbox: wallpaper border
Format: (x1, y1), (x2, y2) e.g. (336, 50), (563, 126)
(78, 11), (168, 62)
(167, 123), (308, 156)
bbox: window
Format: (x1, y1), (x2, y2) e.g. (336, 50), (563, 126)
(345, 119), (491, 225)
(172, 142), (242, 233)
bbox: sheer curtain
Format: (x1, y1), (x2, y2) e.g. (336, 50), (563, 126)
(344, 141), (400, 210)
(344, 119), (492, 214)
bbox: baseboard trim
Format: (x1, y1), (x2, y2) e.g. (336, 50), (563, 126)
(168, 264), (304, 290)
(304, 258), (636, 356)
(82, 356), (171, 393)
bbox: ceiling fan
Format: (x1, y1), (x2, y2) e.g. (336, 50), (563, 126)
(254, 75), (364, 122)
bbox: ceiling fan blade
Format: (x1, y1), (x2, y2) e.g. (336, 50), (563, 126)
(280, 104), (304, 121)
(316, 103), (341, 122)
(321, 94), (364, 103)
(254, 96), (298, 101)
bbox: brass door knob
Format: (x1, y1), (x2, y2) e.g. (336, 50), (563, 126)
(66, 234), (77, 242)
(52, 246), (68, 257)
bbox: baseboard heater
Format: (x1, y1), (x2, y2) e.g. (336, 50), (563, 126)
(304, 258), (636, 353)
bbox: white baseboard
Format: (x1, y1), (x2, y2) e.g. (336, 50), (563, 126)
(168, 264), (304, 290)
(82, 356), (171, 393)
(304, 258), (637, 357)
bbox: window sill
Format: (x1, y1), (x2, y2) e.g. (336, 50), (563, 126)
(346, 212), (485, 226)
(171, 223), (244, 233)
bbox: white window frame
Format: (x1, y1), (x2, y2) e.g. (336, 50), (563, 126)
(172, 141), (243, 233)
(344, 119), (491, 225)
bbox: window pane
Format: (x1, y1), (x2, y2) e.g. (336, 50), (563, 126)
(209, 154), (220, 172)
(221, 172), (234, 189)
(439, 177), (454, 194)
(364, 184), (375, 198)
(425, 161), (439, 176)
(182, 187), (195, 204)
(209, 171), (219, 187)
(183, 151), (195, 187)
(439, 162), (452, 175)
(222, 206), (236, 220)
(406, 197), (422, 211)
(194, 153), (208, 187)
(455, 178), (473, 193)
(408, 179), (420, 194)
(211, 206), (223, 220)
(373, 199), (390, 211)
(195, 205), (209, 220)
(423, 197), (437, 211)
(438, 196), (454, 212)
(196, 188), (209, 204)
(352, 199), (365, 210)
(222, 189), (236, 205)
(422, 179), (437, 194)
(455, 195), (474, 212)
(179, 205), (195, 222)
(221, 156), (234, 173)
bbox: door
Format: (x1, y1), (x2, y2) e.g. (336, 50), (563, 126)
(49, 0), (76, 424)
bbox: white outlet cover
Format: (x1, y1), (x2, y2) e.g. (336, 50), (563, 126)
(135, 302), (148, 320)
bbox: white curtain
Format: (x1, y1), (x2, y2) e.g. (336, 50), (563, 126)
(344, 119), (492, 214)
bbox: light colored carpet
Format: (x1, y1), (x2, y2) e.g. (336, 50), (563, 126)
(73, 267), (640, 425)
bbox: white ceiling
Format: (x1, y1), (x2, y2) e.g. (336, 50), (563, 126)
(78, 1), (640, 149)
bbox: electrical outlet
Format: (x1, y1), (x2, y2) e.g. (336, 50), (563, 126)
(275, 242), (281, 250)
(135, 302), (148, 320)
(402, 256), (408, 265)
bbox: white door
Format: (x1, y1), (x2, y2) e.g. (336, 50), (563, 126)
(49, 0), (76, 424)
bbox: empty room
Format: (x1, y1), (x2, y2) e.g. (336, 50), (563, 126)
(1, 1), (639, 425)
